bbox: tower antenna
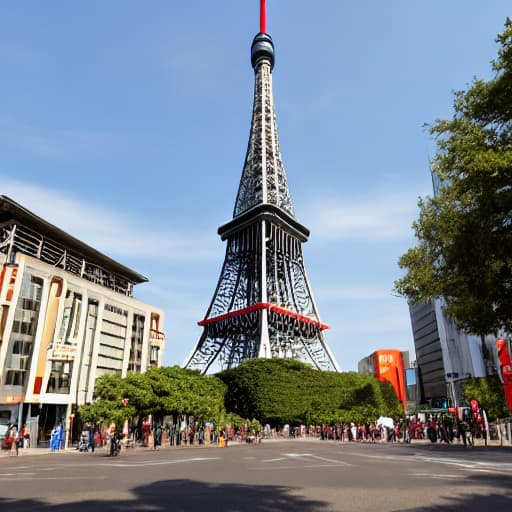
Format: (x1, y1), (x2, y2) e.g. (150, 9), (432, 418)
(260, 0), (267, 33)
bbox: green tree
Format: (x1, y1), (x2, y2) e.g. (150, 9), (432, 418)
(78, 366), (227, 427)
(378, 381), (404, 419)
(462, 376), (509, 420)
(142, 366), (226, 423)
(395, 20), (512, 337)
(218, 358), (401, 426)
(79, 373), (138, 425)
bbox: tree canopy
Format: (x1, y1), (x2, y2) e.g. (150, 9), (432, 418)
(79, 360), (404, 428)
(462, 376), (509, 420)
(218, 358), (403, 425)
(79, 366), (226, 426)
(394, 20), (512, 336)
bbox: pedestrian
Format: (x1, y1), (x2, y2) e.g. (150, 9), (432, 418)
(57, 423), (64, 450)
(50, 425), (59, 452)
(88, 425), (95, 452)
(370, 423), (376, 443)
(459, 420), (467, 447)
(9, 425), (19, 456)
(22, 424), (30, 448)
(350, 422), (357, 441)
(94, 430), (101, 448)
(403, 421), (411, 444)
(154, 424), (162, 450)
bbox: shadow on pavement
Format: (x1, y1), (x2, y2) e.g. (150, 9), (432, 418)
(399, 442), (512, 458)
(0, 479), (331, 512)
(404, 493), (512, 512)
(402, 471), (512, 511)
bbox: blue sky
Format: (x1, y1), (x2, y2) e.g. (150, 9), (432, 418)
(1, 1), (509, 371)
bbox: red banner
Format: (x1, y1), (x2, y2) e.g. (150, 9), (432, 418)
(496, 339), (512, 413)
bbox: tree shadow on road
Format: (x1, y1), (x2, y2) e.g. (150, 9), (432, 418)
(401, 471), (512, 511)
(0, 479), (331, 512)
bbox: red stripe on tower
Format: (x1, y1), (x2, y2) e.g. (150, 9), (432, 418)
(260, 0), (267, 33)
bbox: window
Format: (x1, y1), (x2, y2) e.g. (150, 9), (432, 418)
(128, 314), (145, 372)
(57, 291), (82, 344)
(46, 361), (73, 394)
(2, 274), (43, 387)
(5, 370), (24, 386)
(150, 346), (159, 365)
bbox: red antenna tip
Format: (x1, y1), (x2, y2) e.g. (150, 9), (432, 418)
(260, 0), (267, 33)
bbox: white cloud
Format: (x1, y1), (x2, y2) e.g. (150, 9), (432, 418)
(303, 189), (427, 241)
(0, 178), (219, 262)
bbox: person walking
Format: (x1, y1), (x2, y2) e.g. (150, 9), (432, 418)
(50, 425), (59, 452)
(21, 424), (30, 448)
(9, 425), (20, 457)
(88, 425), (95, 452)
(458, 420), (467, 447)
(9, 425), (19, 456)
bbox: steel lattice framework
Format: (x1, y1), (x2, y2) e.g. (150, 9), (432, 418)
(185, 23), (339, 374)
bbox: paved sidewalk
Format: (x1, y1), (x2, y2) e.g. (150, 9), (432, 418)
(2, 436), (510, 457)
(1, 440), (228, 457)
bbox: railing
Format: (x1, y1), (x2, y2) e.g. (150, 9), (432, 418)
(1, 223), (136, 296)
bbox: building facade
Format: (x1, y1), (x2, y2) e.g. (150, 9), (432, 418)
(409, 298), (497, 408)
(0, 196), (165, 445)
(358, 350), (409, 411)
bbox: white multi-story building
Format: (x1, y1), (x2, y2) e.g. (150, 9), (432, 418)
(0, 195), (165, 445)
(409, 298), (497, 407)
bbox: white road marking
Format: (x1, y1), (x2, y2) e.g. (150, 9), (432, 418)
(419, 456), (512, 473)
(284, 453), (351, 466)
(308, 455), (351, 466)
(253, 452), (352, 469)
(249, 463), (352, 470)
(341, 450), (512, 475)
(411, 473), (460, 479)
(99, 456), (220, 468)
(0, 458), (219, 478)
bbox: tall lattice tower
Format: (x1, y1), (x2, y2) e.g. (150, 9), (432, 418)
(185, 1), (339, 374)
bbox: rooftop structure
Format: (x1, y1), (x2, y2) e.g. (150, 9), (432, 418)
(0, 195), (145, 296)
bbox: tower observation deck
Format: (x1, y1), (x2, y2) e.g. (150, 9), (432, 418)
(184, 1), (339, 374)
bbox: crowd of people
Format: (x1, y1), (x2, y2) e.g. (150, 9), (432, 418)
(73, 415), (484, 450)
(4, 414), (485, 456)
(266, 416), (483, 446)
(2, 423), (31, 456)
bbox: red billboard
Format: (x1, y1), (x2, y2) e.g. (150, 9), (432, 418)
(374, 350), (406, 411)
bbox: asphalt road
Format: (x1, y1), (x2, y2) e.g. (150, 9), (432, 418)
(1, 439), (512, 511)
